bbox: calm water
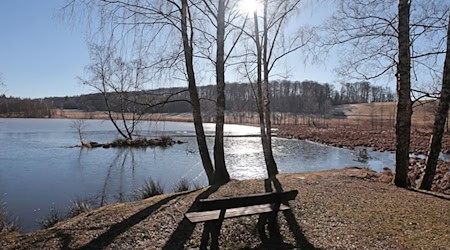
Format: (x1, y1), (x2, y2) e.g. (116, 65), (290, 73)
(0, 118), (395, 232)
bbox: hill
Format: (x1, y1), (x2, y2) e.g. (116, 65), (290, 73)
(337, 101), (436, 127)
(0, 81), (395, 119)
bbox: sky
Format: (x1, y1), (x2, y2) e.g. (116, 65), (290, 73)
(0, 0), (90, 98)
(0, 0), (344, 99)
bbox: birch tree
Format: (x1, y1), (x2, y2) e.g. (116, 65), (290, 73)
(418, 13), (450, 190)
(64, 0), (240, 185)
(243, 0), (311, 177)
(180, 0), (216, 184)
(81, 45), (146, 141)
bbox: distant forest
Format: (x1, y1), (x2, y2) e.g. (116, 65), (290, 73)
(0, 80), (394, 118)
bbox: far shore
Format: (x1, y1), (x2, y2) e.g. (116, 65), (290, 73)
(51, 109), (262, 126)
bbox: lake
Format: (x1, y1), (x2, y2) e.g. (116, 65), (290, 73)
(0, 118), (395, 232)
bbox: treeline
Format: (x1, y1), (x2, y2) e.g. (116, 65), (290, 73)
(0, 81), (394, 118)
(0, 96), (52, 118)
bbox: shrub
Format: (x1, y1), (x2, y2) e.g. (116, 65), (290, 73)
(172, 178), (191, 193)
(67, 197), (93, 218)
(39, 207), (64, 229)
(135, 178), (164, 200)
(159, 136), (174, 147)
(0, 204), (20, 233)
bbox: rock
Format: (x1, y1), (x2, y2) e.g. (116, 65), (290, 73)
(379, 173), (393, 183)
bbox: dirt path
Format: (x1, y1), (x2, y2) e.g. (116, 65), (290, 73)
(1, 168), (449, 249)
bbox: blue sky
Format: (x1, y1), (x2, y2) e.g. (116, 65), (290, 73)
(0, 0), (89, 98)
(0, 0), (339, 98)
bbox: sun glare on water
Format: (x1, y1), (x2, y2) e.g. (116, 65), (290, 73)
(239, 0), (259, 14)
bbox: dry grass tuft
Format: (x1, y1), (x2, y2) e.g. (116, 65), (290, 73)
(134, 178), (165, 200)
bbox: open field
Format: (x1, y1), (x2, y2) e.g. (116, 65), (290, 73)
(271, 101), (440, 130)
(12, 101), (443, 131)
(332, 101), (438, 129)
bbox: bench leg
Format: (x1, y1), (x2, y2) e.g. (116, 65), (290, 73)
(257, 214), (268, 242)
(268, 213), (282, 240)
(210, 219), (223, 250)
(200, 219), (223, 250)
(200, 222), (212, 250)
(258, 212), (282, 242)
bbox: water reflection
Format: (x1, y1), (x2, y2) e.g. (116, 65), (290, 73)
(353, 148), (369, 163)
(1, 118), (399, 233)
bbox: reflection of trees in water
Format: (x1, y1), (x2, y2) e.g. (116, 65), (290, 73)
(97, 149), (137, 205)
(72, 148), (141, 212)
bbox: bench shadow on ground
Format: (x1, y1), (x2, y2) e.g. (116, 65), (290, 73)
(163, 177), (319, 250)
(244, 177), (319, 250)
(37, 177), (318, 249)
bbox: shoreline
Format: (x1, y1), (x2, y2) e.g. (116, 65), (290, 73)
(1, 167), (449, 249)
(278, 125), (450, 194)
(2, 114), (449, 194)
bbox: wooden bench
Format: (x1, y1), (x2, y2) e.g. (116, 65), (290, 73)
(185, 190), (298, 249)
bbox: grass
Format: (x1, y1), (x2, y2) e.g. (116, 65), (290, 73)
(134, 178), (165, 200)
(67, 197), (93, 218)
(172, 178), (191, 192)
(39, 207), (64, 229)
(0, 203), (20, 233)
(192, 182), (204, 190)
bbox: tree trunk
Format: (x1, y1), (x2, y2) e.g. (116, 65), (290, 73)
(262, 0), (278, 177)
(181, 0), (215, 185)
(417, 15), (450, 190)
(253, 10), (271, 176)
(394, 0), (412, 188)
(213, 0), (230, 184)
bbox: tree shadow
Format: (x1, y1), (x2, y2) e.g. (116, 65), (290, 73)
(56, 230), (73, 250)
(162, 184), (221, 250)
(30, 229), (74, 250)
(77, 191), (192, 250)
(255, 177), (319, 250)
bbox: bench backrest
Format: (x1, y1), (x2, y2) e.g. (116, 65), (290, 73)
(197, 190), (298, 211)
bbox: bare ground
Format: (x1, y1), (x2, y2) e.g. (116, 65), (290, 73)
(1, 168), (449, 249)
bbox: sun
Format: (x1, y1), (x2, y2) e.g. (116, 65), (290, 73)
(239, 0), (259, 14)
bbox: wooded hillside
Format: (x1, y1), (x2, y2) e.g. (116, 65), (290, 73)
(0, 80), (394, 118)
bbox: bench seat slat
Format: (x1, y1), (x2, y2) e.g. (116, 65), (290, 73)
(198, 190), (298, 211)
(185, 203), (290, 223)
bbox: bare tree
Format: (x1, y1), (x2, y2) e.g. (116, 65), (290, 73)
(71, 119), (87, 145)
(242, 0), (311, 177)
(394, 0), (412, 187)
(418, 14), (450, 190)
(81, 45), (146, 141)
(180, 0), (215, 184)
(192, 0), (248, 184)
(322, 0), (448, 187)
(67, 0), (238, 184)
